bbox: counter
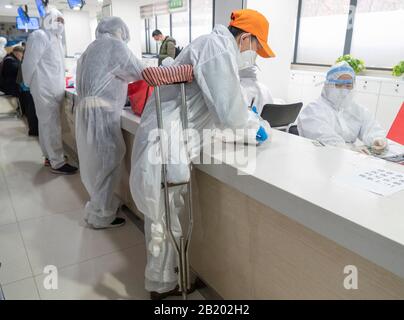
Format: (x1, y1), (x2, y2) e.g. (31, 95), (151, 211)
(62, 89), (404, 299)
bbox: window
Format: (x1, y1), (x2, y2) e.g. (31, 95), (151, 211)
(295, 0), (351, 65)
(172, 7), (190, 48)
(141, 18), (147, 53)
(157, 14), (171, 38)
(350, 0), (404, 68)
(294, 0), (404, 69)
(191, 0), (213, 41)
(141, 0), (214, 54)
(148, 17), (158, 54)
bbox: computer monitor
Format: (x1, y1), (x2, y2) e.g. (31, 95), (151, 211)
(67, 0), (84, 10)
(36, 0), (46, 18)
(16, 16), (40, 30)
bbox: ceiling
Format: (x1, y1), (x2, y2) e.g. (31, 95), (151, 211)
(0, 0), (104, 17)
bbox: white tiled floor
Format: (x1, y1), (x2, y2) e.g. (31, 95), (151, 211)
(0, 109), (204, 300)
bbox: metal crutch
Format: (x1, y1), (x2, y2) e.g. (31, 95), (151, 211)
(142, 65), (194, 300)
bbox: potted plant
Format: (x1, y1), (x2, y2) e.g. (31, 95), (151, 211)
(336, 55), (366, 74)
(392, 61), (404, 79)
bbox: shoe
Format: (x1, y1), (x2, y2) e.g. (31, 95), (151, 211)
(44, 158), (51, 167)
(92, 217), (126, 230)
(44, 156), (68, 167)
(50, 163), (78, 175)
(150, 280), (204, 300)
(28, 131), (38, 137)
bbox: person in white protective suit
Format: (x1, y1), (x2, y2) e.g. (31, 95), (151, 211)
(239, 65), (273, 115)
(129, 9), (275, 299)
(22, 8), (78, 174)
(75, 17), (144, 229)
(0, 37), (7, 61)
(297, 62), (388, 154)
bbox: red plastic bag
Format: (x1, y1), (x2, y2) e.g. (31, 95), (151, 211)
(387, 102), (404, 146)
(128, 80), (154, 116)
(65, 76), (74, 88)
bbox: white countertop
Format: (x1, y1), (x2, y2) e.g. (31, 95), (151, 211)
(198, 132), (404, 279)
(67, 90), (404, 279)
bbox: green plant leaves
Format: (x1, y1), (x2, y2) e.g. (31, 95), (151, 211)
(392, 61), (404, 77)
(336, 55), (366, 74)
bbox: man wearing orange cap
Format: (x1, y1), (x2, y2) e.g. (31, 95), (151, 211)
(230, 10), (276, 114)
(130, 9), (274, 299)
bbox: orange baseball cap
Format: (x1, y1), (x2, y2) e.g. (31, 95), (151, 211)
(229, 9), (275, 58)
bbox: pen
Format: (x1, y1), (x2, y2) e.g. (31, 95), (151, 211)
(249, 98), (255, 110)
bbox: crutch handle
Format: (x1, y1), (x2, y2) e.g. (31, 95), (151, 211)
(142, 65), (194, 87)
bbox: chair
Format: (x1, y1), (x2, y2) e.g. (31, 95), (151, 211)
(288, 124), (300, 136)
(0, 91), (22, 119)
(261, 102), (303, 131)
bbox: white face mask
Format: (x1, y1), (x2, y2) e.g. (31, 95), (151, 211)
(324, 87), (353, 110)
(238, 35), (257, 70)
(55, 22), (64, 35)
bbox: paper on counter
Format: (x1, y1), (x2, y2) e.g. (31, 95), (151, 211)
(333, 167), (404, 196)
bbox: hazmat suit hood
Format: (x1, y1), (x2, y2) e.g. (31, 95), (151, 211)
(0, 37), (7, 48)
(0, 37), (7, 60)
(42, 8), (64, 36)
(95, 17), (130, 43)
(212, 24), (243, 70)
(321, 61), (356, 111)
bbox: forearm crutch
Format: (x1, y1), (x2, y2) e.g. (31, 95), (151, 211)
(142, 65), (194, 300)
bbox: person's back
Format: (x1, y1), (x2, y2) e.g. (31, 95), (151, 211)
(239, 66), (273, 115)
(1, 53), (20, 96)
(23, 28), (65, 102)
(75, 16), (143, 230)
(0, 37), (7, 61)
(139, 25), (247, 135)
(77, 38), (139, 108)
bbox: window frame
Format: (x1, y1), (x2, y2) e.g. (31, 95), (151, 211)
(142, 0), (214, 55)
(293, 0), (394, 71)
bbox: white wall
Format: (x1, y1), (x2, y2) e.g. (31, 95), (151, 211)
(214, 0), (244, 26)
(247, 0), (298, 101)
(63, 10), (92, 56)
(109, 0), (142, 58)
(89, 17), (98, 41)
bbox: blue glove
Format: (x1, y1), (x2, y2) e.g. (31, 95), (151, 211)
(256, 126), (268, 143)
(252, 106), (259, 115)
(19, 83), (30, 92)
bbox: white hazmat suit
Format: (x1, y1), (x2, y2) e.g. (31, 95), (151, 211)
(22, 8), (66, 169)
(130, 25), (270, 293)
(0, 37), (7, 61)
(239, 65), (273, 115)
(75, 17), (144, 228)
(297, 62), (386, 148)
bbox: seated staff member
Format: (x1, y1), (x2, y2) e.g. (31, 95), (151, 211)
(239, 65), (273, 115)
(297, 62), (387, 152)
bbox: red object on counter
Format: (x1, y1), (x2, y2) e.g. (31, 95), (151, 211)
(387, 102), (404, 146)
(128, 80), (154, 116)
(65, 76), (75, 88)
